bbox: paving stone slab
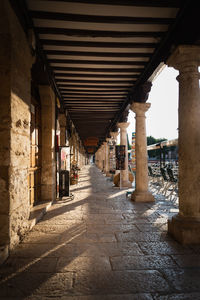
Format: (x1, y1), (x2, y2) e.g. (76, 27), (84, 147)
(0, 272), (73, 298)
(74, 270), (170, 294)
(56, 256), (111, 272)
(115, 232), (170, 242)
(86, 224), (139, 234)
(136, 224), (167, 232)
(110, 255), (178, 270)
(153, 292), (200, 300)
(10, 242), (78, 258)
(0, 257), (58, 274)
(32, 224), (86, 234)
(138, 241), (195, 255)
(21, 232), (61, 244)
(57, 294), (154, 300)
(171, 254), (200, 268)
(77, 242), (143, 257)
(161, 268), (200, 292)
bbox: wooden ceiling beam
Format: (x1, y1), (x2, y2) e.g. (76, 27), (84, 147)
(46, 50), (152, 58)
(42, 0), (181, 8)
(65, 103), (120, 106)
(31, 11), (173, 25)
(55, 73), (139, 79)
(41, 39), (156, 48)
(60, 89), (128, 93)
(37, 27), (164, 38)
(64, 98), (122, 102)
(59, 86), (130, 90)
(53, 66), (143, 72)
(62, 94), (126, 98)
(50, 59), (146, 66)
(57, 79), (134, 84)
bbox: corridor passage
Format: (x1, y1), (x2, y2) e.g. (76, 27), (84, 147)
(0, 165), (200, 299)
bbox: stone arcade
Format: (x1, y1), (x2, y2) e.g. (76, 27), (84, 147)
(0, 0), (200, 298)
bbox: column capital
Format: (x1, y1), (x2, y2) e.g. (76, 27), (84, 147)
(58, 113), (66, 127)
(167, 45), (200, 71)
(103, 141), (107, 146)
(110, 131), (119, 140)
(117, 122), (130, 130)
(130, 102), (151, 116)
(106, 137), (111, 143)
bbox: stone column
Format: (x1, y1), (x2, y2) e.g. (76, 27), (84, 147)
(117, 122), (132, 187)
(58, 113), (66, 146)
(110, 131), (119, 172)
(106, 138), (112, 177)
(95, 149), (100, 169)
(99, 146), (104, 171)
(72, 135), (76, 164)
(167, 45), (200, 244)
(76, 135), (79, 165)
(110, 131), (119, 144)
(103, 142), (108, 174)
(39, 86), (56, 203)
(130, 102), (154, 202)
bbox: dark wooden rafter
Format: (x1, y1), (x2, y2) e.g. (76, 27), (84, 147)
(31, 11), (174, 25)
(37, 27), (164, 38)
(55, 73), (139, 79)
(41, 40), (157, 49)
(61, 88), (128, 97)
(56, 80), (135, 84)
(39, 0), (181, 8)
(53, 67), (144, 72)
(50, 59), (147, 66)
(46, 50), (152, 58)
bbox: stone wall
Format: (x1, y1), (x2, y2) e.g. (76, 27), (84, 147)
(0, 0), (33, 263)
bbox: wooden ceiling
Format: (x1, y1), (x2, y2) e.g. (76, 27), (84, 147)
(11, 0), (200, 151)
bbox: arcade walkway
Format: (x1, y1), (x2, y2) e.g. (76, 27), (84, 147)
(0, 165), (200, 299)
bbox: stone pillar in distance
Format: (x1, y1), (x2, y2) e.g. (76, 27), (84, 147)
(103, 142), (108, 174)
(117, 122), (132, 188)
(106, 138), (112, 177)
(100, 146), (104, 171)
(110, 131), (119, 175)
(39, 86), (56, 202)
(167, 45), (200, 244)
(58, 113), (66, 146)
(130, 102), (154, 202)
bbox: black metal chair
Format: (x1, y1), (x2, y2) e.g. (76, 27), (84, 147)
(148, 166), (162, 186)
(166, 167), (178, 195)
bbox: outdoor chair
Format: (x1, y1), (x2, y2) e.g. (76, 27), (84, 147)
(148, 166), (162, 186)
(166, 167), (178, 195)
(160, 167), (173, 195)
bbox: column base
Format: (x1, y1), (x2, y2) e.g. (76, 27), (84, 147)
(122, 180), (132, 188)
(168, 214), (200, 244)
(131, 190), (154, 202)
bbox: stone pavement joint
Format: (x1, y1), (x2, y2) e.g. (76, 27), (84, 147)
(0, 165), (200, 299)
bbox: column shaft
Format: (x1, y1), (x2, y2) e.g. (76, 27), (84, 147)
(167, 45), (200, 243)
(130, 103), (154, 202)
(39, 86), (56, 202)
(117, 123), (132, 188)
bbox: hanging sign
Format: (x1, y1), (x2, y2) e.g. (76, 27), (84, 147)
(115, 145), (126, 170)
(131, 132), (136, 172)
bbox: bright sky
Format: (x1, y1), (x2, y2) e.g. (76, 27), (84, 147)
(127, 66), (179, 144)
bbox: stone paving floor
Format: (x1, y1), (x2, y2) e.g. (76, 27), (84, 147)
(1, 165), (200, 300)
